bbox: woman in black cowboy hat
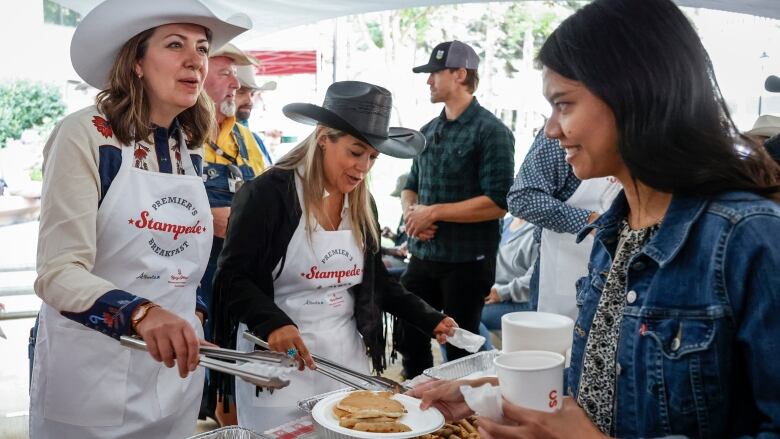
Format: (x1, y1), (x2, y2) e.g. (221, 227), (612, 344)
(211, 80), (458, 431)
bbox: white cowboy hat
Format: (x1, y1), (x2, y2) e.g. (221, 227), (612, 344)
(71, 0), (252, 89)
(210, 43), (260, 66)
(236, 65), (277, 91)
(745, 114), (780, 138)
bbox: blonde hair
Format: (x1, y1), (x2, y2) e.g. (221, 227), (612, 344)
(96, 26), (215, 147)
(275, 126), (380, 251)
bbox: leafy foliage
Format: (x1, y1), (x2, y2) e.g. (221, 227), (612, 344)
(43, 0), (82, 27)
(0, 80), (66, 147)
(468, 2), (584, 76)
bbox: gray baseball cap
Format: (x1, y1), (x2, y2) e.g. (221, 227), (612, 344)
(412, 41), (479, 73)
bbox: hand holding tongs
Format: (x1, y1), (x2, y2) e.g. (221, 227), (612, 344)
(242, 331), (410, 393)
(120, 335), (292, 390)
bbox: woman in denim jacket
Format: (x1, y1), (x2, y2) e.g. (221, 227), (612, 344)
(409, 0), (780, 437)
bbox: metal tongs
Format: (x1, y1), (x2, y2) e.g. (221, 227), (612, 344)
(120, 335), (292, 390)
(242, 331), (410, 393)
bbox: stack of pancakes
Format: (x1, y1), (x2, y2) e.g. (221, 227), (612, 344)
(333, 391), (411, 433)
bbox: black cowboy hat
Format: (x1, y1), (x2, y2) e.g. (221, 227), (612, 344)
(282, 81), (425, 159)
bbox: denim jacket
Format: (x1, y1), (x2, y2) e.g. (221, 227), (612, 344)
(569, 190), (780, 439)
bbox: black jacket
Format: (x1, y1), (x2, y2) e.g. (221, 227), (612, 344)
(211, 167), (444, 376)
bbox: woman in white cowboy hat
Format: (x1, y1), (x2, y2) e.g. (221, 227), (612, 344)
(211, 80), (458, 432)
(29, 1), (250, 437)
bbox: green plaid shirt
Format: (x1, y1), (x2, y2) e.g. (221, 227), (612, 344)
(404, 98), (515, 262)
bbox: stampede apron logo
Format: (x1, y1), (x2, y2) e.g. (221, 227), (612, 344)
(300, 248), (361, 287)
(128, 196), (206, 257)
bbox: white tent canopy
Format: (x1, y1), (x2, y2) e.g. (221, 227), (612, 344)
(56, 0), (780, 36)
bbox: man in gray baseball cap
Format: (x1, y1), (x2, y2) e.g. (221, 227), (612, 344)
(412, 40), (480, 73)
(397, 40), (515, 377)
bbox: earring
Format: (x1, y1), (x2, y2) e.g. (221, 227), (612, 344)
(136, 72), (143, 79)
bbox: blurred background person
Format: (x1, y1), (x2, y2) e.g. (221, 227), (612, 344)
(508, 131), (621, 320)
(235, 64), (275, 165)
(478, 215), (538, 351)
(381, 172), (410, 280)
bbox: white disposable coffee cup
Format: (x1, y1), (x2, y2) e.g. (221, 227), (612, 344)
(493, 350), (564, 412)
(501, 312), (574, 361)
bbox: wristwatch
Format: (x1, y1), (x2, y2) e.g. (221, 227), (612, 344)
(131, 301), (160, 333)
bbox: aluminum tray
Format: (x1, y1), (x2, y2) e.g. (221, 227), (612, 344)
(422, 350), (500, 380)
(187, 426), (268, 439)
(297, 388), (352, 414)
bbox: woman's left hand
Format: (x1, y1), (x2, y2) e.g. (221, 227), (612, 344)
(433, 317), (458, 344)
(478, 397), (606, 439)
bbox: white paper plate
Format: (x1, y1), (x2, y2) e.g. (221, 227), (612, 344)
(311, 391), (445, 439)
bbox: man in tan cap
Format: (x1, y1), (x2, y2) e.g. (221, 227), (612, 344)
(235, 64), (276, 165)
(745, 114), (780, 144)
(200, 43), (269, 426)
(745, 114), (780, 165)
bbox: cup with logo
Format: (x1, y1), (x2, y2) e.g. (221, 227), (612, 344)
(493, 350), (564, 412)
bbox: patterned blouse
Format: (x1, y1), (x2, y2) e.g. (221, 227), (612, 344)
(507, 130), (589, 243)
(576, 220), (660, 435)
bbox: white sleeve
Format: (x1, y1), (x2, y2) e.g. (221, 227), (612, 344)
(34, 111), (120, 313)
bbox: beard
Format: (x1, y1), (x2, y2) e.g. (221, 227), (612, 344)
(219, 100), (237, 117)
(236, 106), (251, 121)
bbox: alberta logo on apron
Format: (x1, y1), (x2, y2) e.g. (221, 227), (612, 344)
(128, 196), (208, 257)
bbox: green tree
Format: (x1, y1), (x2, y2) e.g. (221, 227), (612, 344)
(468, 1), (584, 76)
(43, 0), (82, 27)
(0, 80), (66, 147)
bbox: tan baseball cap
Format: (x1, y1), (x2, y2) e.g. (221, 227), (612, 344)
(236, 65), (277, 91)
(210, 43), (259, 66)
(746, 114), (780, 138)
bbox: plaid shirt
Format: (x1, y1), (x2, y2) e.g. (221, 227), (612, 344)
(404, 98), (515, 263)
(507, 131), (587, 242)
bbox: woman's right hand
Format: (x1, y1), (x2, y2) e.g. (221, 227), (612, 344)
(135, 307), (200, 379)
(268, 324), (315, 371)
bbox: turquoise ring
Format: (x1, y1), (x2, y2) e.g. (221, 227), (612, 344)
(286, 347), (298, 359)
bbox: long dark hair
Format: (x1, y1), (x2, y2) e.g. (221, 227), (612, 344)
(538, 0), (780, 200)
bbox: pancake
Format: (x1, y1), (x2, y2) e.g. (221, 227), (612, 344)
(352, 420), (412, 433)
(336, 391), (407, 418)
(339, 415), (397, 428)
(333, 391), (411, 433)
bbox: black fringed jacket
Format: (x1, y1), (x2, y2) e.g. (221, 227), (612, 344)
(211, 167), (444, 385)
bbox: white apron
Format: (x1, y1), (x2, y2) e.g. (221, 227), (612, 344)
(30, 137), (212, 439)
(538, 177), (622, 320)
(236, 177), (368, 434)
